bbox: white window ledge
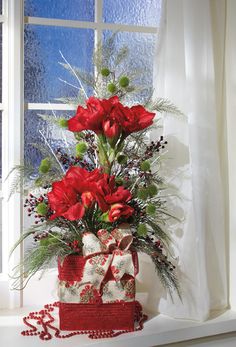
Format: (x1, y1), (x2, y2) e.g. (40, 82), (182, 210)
(0, 307), (236, 347)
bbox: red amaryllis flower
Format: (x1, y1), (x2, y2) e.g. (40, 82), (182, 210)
(48, 165), (134, 223)
(68, 96), (119, 134)
(64, 166), (103, 193)
(68, 95), (155, 137)
(105, 186), (132, 204)
(48, 181), (85, 221)
(120, 105), (155, 134)
(102, 118), (120, 138)
(108, 203), (134, 222)
(68, 97), (105, 133)
(95, 174), (133, 213)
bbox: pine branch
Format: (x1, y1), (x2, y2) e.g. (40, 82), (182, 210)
(147, 98), (185, 117)
(5, 164), (35, 199)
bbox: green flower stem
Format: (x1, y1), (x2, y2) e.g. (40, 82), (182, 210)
(97, 133), (127, 174)
(97, 135), (110, 173)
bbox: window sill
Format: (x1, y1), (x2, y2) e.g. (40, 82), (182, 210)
(0, 307), (236, 347)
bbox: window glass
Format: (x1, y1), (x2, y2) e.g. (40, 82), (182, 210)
(24, 110), (76, 172)
(24, 0), (94, 22)
(103, 0), (162, 27)
(24, 25), (94, 102)
(103, 30), (156, 103)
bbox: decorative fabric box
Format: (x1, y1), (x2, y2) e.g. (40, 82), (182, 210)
(57, 228), (139, 331)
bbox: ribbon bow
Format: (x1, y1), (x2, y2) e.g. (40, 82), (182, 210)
(81, 224), (138, 291)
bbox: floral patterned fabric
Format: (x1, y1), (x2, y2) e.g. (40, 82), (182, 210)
(58, 225), (137, 304)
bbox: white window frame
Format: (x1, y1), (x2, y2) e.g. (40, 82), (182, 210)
(1, 0), (236, 345)
(0, 0), (24, 309)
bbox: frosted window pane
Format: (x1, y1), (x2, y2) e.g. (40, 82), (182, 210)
(103, 0), (162, 27)
(24, 25), (94, 103)
(24, 0), (94, 22)
(24, 110), (75, 171)
(103, 31), (156, 102)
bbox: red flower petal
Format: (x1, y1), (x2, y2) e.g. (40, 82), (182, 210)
(62, 202), (85, 221)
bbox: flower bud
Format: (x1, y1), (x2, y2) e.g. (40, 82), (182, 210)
(101, 67), (110, 77)
(103, 119), (120, 139)
(140, 160), (151, 172)
(107, 83), (117, 94)
(119, 76), (130, 88)
(58, 118), (68, 128)
(137, 224), (148, 237)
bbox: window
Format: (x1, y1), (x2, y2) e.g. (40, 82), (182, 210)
(1, 2), (236, 346)
(0, 0), (161, 307)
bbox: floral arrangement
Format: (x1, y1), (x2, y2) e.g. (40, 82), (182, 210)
(11, 36), (182, 301)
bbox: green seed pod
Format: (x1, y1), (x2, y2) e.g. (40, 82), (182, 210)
(76, 142), (88, 156)
(119, 76), (130, 88)
(137, 188), (149, 201)
(39, 158), (51, 174)
(36, 202), (48, 216)
(107, 83), (117, 94)
(101, 67), (110, 77)
(146, 203), (156, 215)
(148, 184), (158, 197)
(140, 160), (151, 172)
(117, 153), (128, 165)
(58, 119), (68, 128)
(137, 224), (148, 237)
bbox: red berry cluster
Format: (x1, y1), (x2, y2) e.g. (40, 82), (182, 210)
(55, 148), (80, 169)
(144, 136), (168, 160)
(24, 194), (47, 224)
(33, 231), (49, 242)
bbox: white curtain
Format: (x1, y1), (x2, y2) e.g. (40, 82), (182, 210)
(151, 0), (230, 321)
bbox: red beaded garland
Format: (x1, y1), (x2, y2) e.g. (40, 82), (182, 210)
(21, 301), (147, 341)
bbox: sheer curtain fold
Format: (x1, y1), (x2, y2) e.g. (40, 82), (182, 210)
(153, 0), (228, 321)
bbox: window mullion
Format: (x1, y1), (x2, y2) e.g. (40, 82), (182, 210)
(25, 16), (158, 34)
(95, 0), (103, 45)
